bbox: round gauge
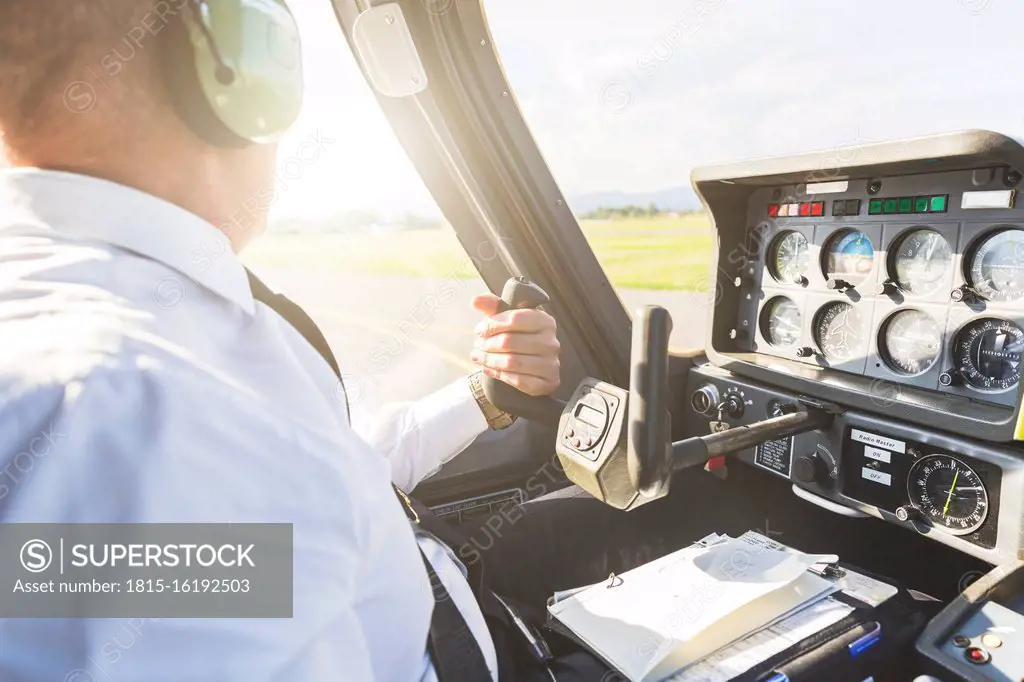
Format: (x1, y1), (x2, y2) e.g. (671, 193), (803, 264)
(823, 230), (875, 286)
(966, 228), (1024, 302)
(907, 455), (988, 536)
(890, 228), (952, 295)
(813, 301), (864, 361)
(768, 231), (810, 284)
(880, 310), (942, 375)
(759, 296), (802, 348)
(951, 318), (1024, 391)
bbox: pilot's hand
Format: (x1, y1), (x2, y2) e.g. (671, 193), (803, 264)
(470, 294), (561, 396)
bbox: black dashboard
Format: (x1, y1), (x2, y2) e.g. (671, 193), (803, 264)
(679, 130), (1024, 567)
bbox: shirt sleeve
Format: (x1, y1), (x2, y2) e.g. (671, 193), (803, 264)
(353, 378), (489, 493)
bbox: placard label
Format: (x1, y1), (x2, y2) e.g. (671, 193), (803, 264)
(755, 437), (793, 478)
(863, 446), (892, 464)
(851, 429), (905, 454)
(861, 468), (892, 486)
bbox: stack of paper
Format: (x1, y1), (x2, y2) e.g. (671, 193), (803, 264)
(547, 534), (839, 682)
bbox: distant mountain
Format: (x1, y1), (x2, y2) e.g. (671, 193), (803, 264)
(569, 186), (702, 215)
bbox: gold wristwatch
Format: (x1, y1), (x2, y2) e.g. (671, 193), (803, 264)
(468, 370), (518, 430)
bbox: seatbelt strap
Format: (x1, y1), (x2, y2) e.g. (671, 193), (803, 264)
(245, 269), (493, 682)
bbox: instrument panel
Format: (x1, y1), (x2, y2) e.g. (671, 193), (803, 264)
(685, 131), (1024, 563)
(736, 169), (1024, 410)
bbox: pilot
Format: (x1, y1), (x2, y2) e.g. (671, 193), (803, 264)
(0, 2), (733, 681)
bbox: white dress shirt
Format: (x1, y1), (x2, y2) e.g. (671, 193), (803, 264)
(0, 169), (498, 681)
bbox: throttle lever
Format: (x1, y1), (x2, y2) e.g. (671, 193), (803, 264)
(480, 277), (565, 426)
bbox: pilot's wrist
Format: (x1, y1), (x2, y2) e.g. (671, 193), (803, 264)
(468, 370), (518, 430)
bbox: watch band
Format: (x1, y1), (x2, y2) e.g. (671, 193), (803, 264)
(468, 370), (518, 430)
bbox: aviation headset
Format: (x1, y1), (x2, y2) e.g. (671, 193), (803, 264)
(160, 0), (304, 148)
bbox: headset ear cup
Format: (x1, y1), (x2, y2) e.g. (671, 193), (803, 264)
(159, 4), (250, 149)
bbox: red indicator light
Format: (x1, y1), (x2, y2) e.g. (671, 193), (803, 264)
(811, 201), (825, 216)
(799, 202), (811, 216)
(768, 203), (780, 217)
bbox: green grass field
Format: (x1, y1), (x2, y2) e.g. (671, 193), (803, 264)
(243, 214), (715, 291)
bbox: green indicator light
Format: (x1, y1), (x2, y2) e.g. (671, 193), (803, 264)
(883, 198), (898, 214)
(930, 195), (948, 213)
(914, 197), (929, 213)
(868, 198), (883, 215)
(898, 197), (913, 213)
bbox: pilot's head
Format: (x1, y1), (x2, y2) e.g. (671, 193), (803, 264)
(0, 0), (303, 251)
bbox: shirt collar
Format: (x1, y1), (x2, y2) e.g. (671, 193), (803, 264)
(0, 168), (256, 315)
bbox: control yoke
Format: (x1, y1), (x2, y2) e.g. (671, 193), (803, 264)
(482, 280), (832, 509)
(627, 305), (834, 496)
(480, 277), (565, 426)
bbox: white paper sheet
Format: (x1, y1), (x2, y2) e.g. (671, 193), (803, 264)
(548, 537), (832, 681)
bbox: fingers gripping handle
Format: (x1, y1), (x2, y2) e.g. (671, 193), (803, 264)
(627, 305), (673, 497)
(480, 277), (565, 426)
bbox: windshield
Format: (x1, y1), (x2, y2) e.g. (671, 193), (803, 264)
(485, 0), (1023, 348)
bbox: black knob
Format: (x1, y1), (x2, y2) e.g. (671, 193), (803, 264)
(793, 454), (821, 484)
(826, 278), (851, 292)
(895, 505), (920, 522)
(875, 279), (898, 297)
(766, 400), (794, 418)
(939, 370), (961, 387)
(724, 394), (745, 419)
(796, 346), (815, 358)
(792, 275), (809, 286)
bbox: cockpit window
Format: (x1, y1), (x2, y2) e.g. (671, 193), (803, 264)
(484, 0), (1024, 349)
(242, 0), (484, 415)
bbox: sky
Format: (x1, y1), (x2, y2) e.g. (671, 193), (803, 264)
(277, 0), (1024, 219)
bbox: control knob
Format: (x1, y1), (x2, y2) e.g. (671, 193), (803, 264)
(793, 453), (825, 484)
(826, 278), (852, 292)
(950, 285), (976, 303)
(939, 370), (961, 387)
(723, 393), (745, 419)
(795, 346), (816, 358)
(895, 505), (920, 522)
(875, 279), (898, 297)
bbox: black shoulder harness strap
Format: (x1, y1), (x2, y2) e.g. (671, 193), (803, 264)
(244, 268), (494, 682)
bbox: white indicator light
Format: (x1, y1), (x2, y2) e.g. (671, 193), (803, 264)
(961, 189), (1016, 210)
(805, 180), (849, 195)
